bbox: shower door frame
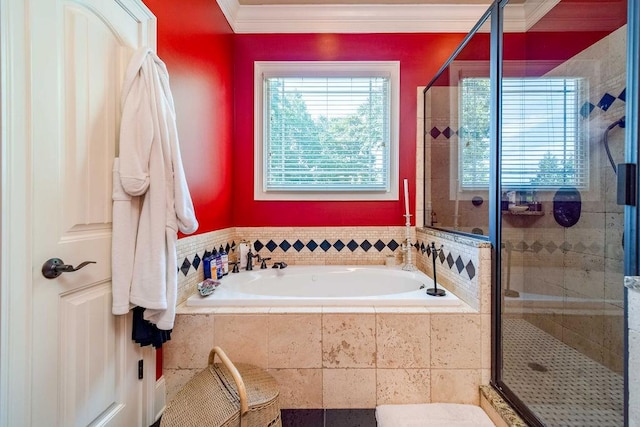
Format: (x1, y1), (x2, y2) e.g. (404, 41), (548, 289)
(490, 0), (636, 425)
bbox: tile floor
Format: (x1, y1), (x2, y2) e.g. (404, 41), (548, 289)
(503, 318), (623, 426)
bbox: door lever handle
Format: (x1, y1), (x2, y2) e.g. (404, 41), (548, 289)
(41, 258), (96, 279)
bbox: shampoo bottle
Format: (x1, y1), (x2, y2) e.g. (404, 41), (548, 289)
(210, 248), (218, 280)
(219, 245), (229, 276)
(203, 254), (212, 280)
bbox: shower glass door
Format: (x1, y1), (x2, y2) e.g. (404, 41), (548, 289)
(497, 0), (628, 425)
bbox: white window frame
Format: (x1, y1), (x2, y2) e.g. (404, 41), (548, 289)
(254, 61), (400, 201)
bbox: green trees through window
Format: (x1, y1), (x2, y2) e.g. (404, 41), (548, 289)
(265, 77), (389, 191)
(459, 77), (587, 190)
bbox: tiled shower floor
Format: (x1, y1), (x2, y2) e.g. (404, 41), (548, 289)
(502, 318), (623, 427)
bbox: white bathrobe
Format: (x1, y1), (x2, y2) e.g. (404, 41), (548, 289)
(112, 47), (198, 330)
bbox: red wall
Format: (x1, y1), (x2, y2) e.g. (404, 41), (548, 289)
(144, 0), (235, 235)
(143, 1), (622, 230)
(233, 33), (465, 226)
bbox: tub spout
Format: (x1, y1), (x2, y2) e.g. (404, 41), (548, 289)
(272, 262), (288, 269)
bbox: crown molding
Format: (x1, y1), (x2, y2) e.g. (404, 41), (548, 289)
(216, 0), (560, 34)
(217, 0), (490, 33)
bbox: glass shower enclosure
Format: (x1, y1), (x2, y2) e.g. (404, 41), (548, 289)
(423, 0), (631, 425)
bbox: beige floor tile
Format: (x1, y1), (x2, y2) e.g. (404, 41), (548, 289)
(376, 314), (430, 368)
(268, 314), (322, 368)
(323, 369), (376, 408)
(268, 368), (323, 409)
(323, 314), (376, 368)
(376, 368), (431, 405)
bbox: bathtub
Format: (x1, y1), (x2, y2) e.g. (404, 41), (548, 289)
(186, 265), (461, 307)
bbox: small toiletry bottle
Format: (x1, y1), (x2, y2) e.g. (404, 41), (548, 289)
(238, 241), (249, 269)
(203, 255), (212, 280)
(210, 248), (218, 279)
(219, 245), (229, 276)
(215, 248), (223, 279)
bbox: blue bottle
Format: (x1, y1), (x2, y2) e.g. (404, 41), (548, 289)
(213, 248), (223, 279)
(203, 254), (213, 280)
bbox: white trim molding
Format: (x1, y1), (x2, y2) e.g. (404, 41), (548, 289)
(216, 0), (561, 34)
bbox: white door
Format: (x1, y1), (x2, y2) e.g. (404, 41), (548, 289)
(26, 0), (155, 425)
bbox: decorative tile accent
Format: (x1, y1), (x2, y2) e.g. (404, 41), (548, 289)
(333, 240), (345, 251)
(307, 240), (318, 251)
(580, 102), (595, 118)
(180, 258), (191, 276)
(442, 126), (453, 138)
(254, 240), (265, 252)
(597, 92), (616, 111)
(430, 127), (441, 138)
(347, 240), (359, 251)
(618, 88), (626, 102)
(455, 255), (464, 273)
(280, 240), (291, 252)
(446, 253), (454, 268)
(320, 240), (331, 252)
(465, 261), (476, 280)
(387, 239), (399, 251)
(192, 254), (201, 271)
(266, 240), (278, 252)
(360, 240), (372, 251)
(374, 239), (386, 252)
(293, 240), (305, 252)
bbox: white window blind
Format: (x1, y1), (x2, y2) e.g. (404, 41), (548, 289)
(264, 76), (390, 192)
(460, 77), (588, 189)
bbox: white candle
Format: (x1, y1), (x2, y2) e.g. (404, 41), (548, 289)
(403, 178), (410, 216)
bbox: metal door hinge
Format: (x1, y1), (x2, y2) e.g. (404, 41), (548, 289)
(138, 359), (144, 379)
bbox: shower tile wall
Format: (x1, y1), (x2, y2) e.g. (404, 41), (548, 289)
(425, 86), (491, 234)
(505, 26), (627, 373)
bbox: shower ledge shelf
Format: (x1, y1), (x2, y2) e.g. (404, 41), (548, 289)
(502, 210), (545, 216)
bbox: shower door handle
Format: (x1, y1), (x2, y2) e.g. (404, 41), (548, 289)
(41, 258), (96, 279)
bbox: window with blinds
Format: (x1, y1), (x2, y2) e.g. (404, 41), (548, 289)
(254, 62), (399, 201)
(459, 77), (588, 189)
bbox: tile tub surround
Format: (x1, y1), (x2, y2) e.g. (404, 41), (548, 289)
(416, 227), (491, 313)
(163, 306), (491, 410)
(169, 227), (491, 410)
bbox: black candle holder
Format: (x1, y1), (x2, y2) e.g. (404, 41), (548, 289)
(427, 242), (446, 297)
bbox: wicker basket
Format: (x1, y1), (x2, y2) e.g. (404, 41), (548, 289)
(160, 347), (281, 427)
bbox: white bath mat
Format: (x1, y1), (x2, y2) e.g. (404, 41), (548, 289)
(375, 403), (496, 427)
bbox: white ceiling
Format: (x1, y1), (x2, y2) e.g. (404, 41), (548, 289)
(216, 0), (556, 33)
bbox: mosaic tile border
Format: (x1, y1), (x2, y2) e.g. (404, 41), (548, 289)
(416, 238), (476, 281)
(177, 235), (479, 282)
